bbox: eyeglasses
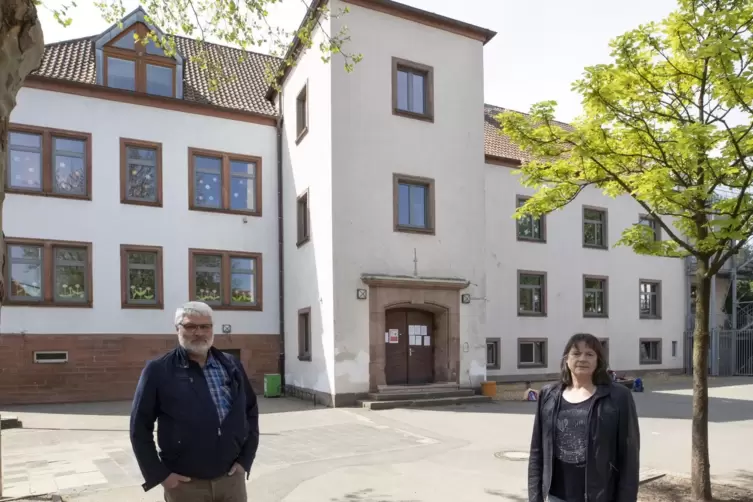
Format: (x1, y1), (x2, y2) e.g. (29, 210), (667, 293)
(179, 322), (213, 333)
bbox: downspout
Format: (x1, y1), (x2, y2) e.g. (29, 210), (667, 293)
(277, 99), (286, 393)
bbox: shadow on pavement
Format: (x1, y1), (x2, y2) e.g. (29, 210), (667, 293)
(429, 385), (753, 423)
(0, 396), (323, 418)
(329, 488), (419, 502)
(484, 488), (526, 500)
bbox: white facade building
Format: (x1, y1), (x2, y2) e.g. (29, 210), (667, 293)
(2, 0), (689, 406)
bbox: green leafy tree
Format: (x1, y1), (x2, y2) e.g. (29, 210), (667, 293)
(498, 1), (753, 500)
(0, 0), (360, 304)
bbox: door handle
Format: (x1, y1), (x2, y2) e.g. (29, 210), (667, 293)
(409, 348), (413, 357)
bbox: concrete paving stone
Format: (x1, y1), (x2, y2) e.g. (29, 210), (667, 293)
(55, 471), (108, 491)
(93, 458), (138, 486)
(28, 475), (60, 493)
(3, 483), (33, 498)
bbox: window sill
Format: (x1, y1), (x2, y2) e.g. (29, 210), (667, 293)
(198, 304), (263, 312)
(296, 236), (310, 248)
(295, 127), (309, 145)
(517, 236), (547, 243)
(6, 188), (91, 201)
(486, 365), (501, 371)
(517, 363), (547, 370)
(122, 303), (164, 310)
(395, 225), (435, 235)
(298, 355), (312, 362)
(392, 108), (434, 123)
(122, 198), (163, 208)
(584, 313), (609, 319)
(639, 360), (662, 365)
(583, 243), (608, 250)
(518, 311), (547, 317)
(189, 206), (262, 217)
(640, 315), (662, 320)
(4, 300), (93, 308)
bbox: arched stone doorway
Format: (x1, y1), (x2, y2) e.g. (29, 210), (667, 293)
(362, 274), (468, 390)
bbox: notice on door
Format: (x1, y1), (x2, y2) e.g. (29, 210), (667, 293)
(388, 329), (399, 344)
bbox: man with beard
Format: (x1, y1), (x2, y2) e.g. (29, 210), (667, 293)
(130, 301), (259, 501)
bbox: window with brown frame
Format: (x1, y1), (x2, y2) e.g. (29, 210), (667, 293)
(188, 148), (262, 216)
(639, 279), (662, 319)
(583, 206), (608, 249)
(120, 138), (163, 206)
(392, 57), (434, 122)
(120, 245), (163, 309)
(296, 82), (309, 143)
(640, 338), (662, 364)
(516, 195), (546, 242)
(4, 238), (93, 307)
(393, 173), (435, 234)
(103, 22), (177, 97)
(189, 249), (262, 310)
(298, 307), (312, 361)
(638, 214), (661, 242)
(583, 275), (608, 317)
(297, 190), (310, 246)
(518, 270), (547, 316)
(7, 124), (92, 200)
(517, 338), (547, 369)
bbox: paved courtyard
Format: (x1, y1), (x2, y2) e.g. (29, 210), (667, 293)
(1, 377), (752, 501)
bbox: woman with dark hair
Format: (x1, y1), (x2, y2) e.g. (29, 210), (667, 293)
(528, 333), (640, 502)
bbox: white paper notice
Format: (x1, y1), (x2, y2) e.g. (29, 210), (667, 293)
(421, 325), (427, 336)
(424, 336), (431, 346)
(385, 332), (389, 343)
(408, 325), (416, 335)
(388, 329), (399, 344)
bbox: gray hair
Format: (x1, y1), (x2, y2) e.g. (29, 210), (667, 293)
(174, 301), (214, 325)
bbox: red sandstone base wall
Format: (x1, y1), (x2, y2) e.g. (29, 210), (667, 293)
(0, 333), (280, 405)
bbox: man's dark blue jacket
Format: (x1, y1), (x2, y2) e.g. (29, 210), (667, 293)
(130, 346), (259, 492)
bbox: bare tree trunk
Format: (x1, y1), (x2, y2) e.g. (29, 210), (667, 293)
(0, 0), (44, 496)
(692, 261), (713, 501)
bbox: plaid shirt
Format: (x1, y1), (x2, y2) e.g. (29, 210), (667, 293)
(202, 353), (233, 423)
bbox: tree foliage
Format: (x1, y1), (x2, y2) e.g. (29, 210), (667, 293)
(497, 1), (753, 500)
(499, 0), (753, 277)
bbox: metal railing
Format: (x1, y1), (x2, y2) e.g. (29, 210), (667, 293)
(737, 302), (753, 331)
(684, 329), (753, 377)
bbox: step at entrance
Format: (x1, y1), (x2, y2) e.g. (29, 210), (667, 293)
(358, 384), (492, 410)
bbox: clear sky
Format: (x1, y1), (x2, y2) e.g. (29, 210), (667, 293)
(38, 0), (678, 122)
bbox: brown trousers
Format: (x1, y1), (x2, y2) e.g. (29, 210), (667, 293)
(163, 469), (247, 502)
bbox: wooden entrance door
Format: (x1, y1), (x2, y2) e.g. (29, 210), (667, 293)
(385, 309), (434, 385)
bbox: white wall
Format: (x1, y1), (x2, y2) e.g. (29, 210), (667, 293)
(485, 163), (686, 376)
(330, 0), (488, 393)
(281, 19), (336, 395)
(4, 87), (279, 336)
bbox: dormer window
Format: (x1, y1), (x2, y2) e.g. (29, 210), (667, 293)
(97, 14), (182, 99)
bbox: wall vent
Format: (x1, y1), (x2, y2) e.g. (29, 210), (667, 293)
(33, 351), (69, 364)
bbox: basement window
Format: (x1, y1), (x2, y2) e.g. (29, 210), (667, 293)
(33, 351), (69, 364)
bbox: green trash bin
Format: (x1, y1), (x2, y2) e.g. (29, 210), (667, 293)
(264, 373), (282, 398)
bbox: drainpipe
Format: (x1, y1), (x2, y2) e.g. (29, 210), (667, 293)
(276, 101), (286, 393)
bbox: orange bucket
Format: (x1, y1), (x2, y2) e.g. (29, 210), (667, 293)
(480, 381), (497, 397)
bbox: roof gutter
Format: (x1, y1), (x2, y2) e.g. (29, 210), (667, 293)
(265, 0), (327, 102)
